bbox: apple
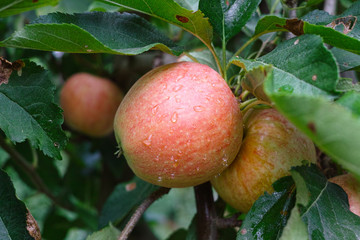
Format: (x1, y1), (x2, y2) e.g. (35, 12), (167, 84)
(211, 108), (317, 213)
(60, 73), (123, 137)
(113, 62), (243, 188)
(329, 174), (360, 216)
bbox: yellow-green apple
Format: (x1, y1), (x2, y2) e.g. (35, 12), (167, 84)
(61, 73), (123, 137)
(329, 174), (360, 216)
(114, 62), (243, 188)
(211, 108), (317, 212)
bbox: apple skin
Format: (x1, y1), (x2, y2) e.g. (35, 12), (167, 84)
(329, 174), (360, 216)
(211, 108), (317, 212)
(61, 73), (123, 137)
(114, 62), (243, 188)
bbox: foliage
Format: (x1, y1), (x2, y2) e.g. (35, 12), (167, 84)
(0, 0), (359, 239)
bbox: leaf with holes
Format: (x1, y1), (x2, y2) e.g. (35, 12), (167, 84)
(0, 60), (67, 160)
(199, 0), (261, 42)
(0, 12), (182, 56)
(98, 0), (213, 48)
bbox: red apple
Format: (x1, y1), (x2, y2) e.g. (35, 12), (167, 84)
(114, 62), (243, 188)
(61, 73), (123, 137)
(329, 174), (360, 216)
(211, 108), (317, 212)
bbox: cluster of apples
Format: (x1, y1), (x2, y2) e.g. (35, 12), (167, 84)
(60, 62), (360, 214)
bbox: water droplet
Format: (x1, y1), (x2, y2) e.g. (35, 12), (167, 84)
(212, 83), (216, 87)
(173, 85), (183, 92)
(222, 155), (229, 167)
(151, 105), (159, 115)
(196, 167), (200, 172)
(170, 173), (175, 179)
(170, 156), (174, 161)
(157, 176), (163, 182)
(294, 39), (299, 45)
(48, 119), (53, 123)
(84, 45), (88, 48)
(86, 49), (93, 52)
(171, 112), (178, 123)
(193, 105), (205, 112)
(155, 155), (160, 161)
(142, 135), (152, 147)
(125, 182), (136, 191)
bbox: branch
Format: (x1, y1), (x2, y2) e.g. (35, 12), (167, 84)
(215, 213), (243, 229)
(118, 187), (170, 240)
(0, 136), (73, 211)
(194, 182), (218, 240)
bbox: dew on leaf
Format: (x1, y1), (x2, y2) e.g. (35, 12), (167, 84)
(278, 85), (294, 93)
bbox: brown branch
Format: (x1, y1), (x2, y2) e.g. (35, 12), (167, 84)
(215, 213), (243, 229)
(0, 136), (73, 211)
(194, 182), (218, 240)
(118, 187), (170, 240)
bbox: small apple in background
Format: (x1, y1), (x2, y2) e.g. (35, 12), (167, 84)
(211, 108), (317, 213)
(61, 73), (123, 137)
(114, 62), (243, 188)
(329, 174), (360, 216)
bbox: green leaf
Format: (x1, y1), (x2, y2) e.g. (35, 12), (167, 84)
(99, 0), (213, 47)
(179, 48), (240, 78)
(230, 35), (338, 101)
(0, 0), (59, 17)
(0, 60), (67, 160)
(331, 47), (360, 72)
(167, 229), (188, 240)
(262, 86), (360, 180)
(0, 12), (182, 56)
(281, 164), (360, 239)
(86, 224), (120, 240)
(336, 78), (360, 92)
(253, 1), (360, 54)
(98, 177), (160, 228)
(0, 169), (34, 240)
(237, 176), (296, 240)
(199, 0), (261, 42)
(174, 0), (199, 11)
(337, 91), (360, 118)
(303, 0), (324, 7)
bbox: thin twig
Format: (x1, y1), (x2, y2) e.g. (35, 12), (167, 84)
(0, 136), (73, 211)
(118, 187), (170, 240)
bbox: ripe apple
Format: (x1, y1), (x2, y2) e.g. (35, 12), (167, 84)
(329, 174), (360, 216)
(211, 108), (317, 212)
(113, 62), (243, 188)
(60, 73), (123, 137)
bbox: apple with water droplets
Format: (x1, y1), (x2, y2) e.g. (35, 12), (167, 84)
(211, 108), (317, 212)
(114, 62), (243, 188)
(61, 73), (124, 137)
(329, 174), (360, 216)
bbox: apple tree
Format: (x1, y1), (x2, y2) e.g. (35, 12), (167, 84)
(0, 0), (360, 239)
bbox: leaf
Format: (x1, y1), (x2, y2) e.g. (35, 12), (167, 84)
(0, 60), (67, 160)
(98, 176), (160, 228)
(281, 164), (360, 239)
(0, 12), (182, 56)
(336, 78), (360, 92)
(174, 0), (199, 11)
(237, 176), (296, 240)
(199, 0), (261, 42)
(0, 169), (35, 240)
(336, 91), (360, 118)
(99, 0), (213, 47)
(253, 1), (360, 54)
(262, 87), (360, 180)
(86, 224), (120, 240)
(331, 47), (360, 72)
(178, 48), (240, 78)
(230, 35), (338, 101)
(167, 229), (188, 240)
(0, 0), (59, 17)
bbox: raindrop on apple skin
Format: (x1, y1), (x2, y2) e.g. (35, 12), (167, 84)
(193, 106), (205, 112)
(171, 112), (178, 123)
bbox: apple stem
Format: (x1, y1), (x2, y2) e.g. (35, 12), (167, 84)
(118, 187), (170, 240)
(214, 213), (243, 229)
(194, 182), (218, 240)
